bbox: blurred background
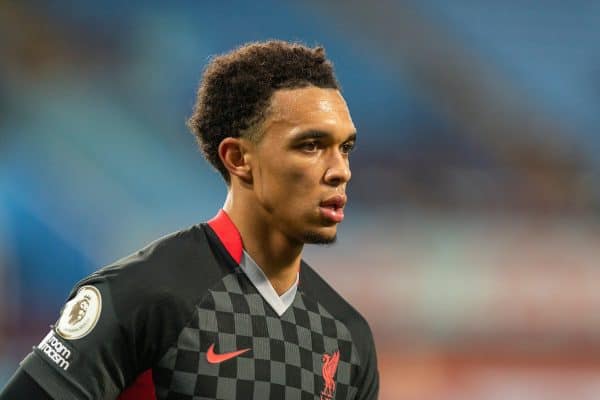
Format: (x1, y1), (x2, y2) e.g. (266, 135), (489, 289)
(2, 0), (600, 398)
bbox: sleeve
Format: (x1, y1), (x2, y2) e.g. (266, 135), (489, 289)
(19, 282), (136, 400)
(353, 323), (380, 400)
(0, 367), (53, 400)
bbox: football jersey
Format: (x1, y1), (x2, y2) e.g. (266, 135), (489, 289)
(19, 210), (379, 399)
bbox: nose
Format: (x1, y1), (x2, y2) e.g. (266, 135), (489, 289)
(323, 150), (351, 186)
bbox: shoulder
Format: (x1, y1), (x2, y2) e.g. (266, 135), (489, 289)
(299, 261), (375, 351)
(86, 224), (211, 283)
(75, 223), (226, 306)
(299, 261), (379, 393)
(64, 224), (228, 364)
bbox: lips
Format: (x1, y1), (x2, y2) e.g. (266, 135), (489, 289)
(319, 195), (346, 223)
(320, 195), (346, 209)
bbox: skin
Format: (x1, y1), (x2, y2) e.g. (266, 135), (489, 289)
(219, 86), (356, 295)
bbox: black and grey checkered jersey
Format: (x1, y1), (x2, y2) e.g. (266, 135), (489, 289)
(20, 215), (379, 400)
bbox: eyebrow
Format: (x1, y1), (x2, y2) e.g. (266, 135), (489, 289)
(291, 130), (357, 142)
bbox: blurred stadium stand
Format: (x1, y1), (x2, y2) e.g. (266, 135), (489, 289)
(2, 1), (600, 398)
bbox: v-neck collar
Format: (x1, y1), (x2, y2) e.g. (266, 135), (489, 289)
(208, 209), (298, 316)
(240, 250), (298, 316)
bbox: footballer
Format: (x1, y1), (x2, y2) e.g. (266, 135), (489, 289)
(0, 40), (379, 400)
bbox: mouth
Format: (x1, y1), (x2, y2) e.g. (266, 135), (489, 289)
(319, 195), (347, 223)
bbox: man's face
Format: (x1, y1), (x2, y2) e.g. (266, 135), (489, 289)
(248, 86), (356, 245)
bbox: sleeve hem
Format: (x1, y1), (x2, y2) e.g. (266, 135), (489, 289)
(20, 352), (91, 400)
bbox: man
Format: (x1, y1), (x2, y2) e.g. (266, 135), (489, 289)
(1, 40), (379, 400)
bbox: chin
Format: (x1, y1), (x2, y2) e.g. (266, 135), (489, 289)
(301, 228), (338, 245)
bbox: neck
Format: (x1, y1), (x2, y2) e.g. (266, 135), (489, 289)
(223, 191), (302, 296)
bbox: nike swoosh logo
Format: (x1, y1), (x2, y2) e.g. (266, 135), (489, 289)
(206, 343), (251, 364)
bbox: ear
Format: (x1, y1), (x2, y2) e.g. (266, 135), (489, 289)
(218, 137), (253, 183)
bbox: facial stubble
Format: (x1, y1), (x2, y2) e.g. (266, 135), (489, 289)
(301, 231), (338, 245)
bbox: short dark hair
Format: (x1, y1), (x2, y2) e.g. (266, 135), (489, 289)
(187, 40), (340, 182)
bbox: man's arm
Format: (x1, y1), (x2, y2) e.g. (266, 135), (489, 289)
(17, 282), (138, 400)
(349, 313), (379, 399)
(354, 334), (380, 400)
(0, 367), (53, 400)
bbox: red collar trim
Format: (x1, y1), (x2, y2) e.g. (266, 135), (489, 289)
(207, 209), (243, 264)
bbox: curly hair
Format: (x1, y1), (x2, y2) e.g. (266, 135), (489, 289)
(187, 40), (340, 182)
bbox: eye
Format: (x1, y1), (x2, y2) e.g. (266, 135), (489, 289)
(341, 141), (355, 154)
(299, 141), (319, 152)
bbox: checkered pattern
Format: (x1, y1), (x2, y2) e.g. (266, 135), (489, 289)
(154, 269), (361, 399)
